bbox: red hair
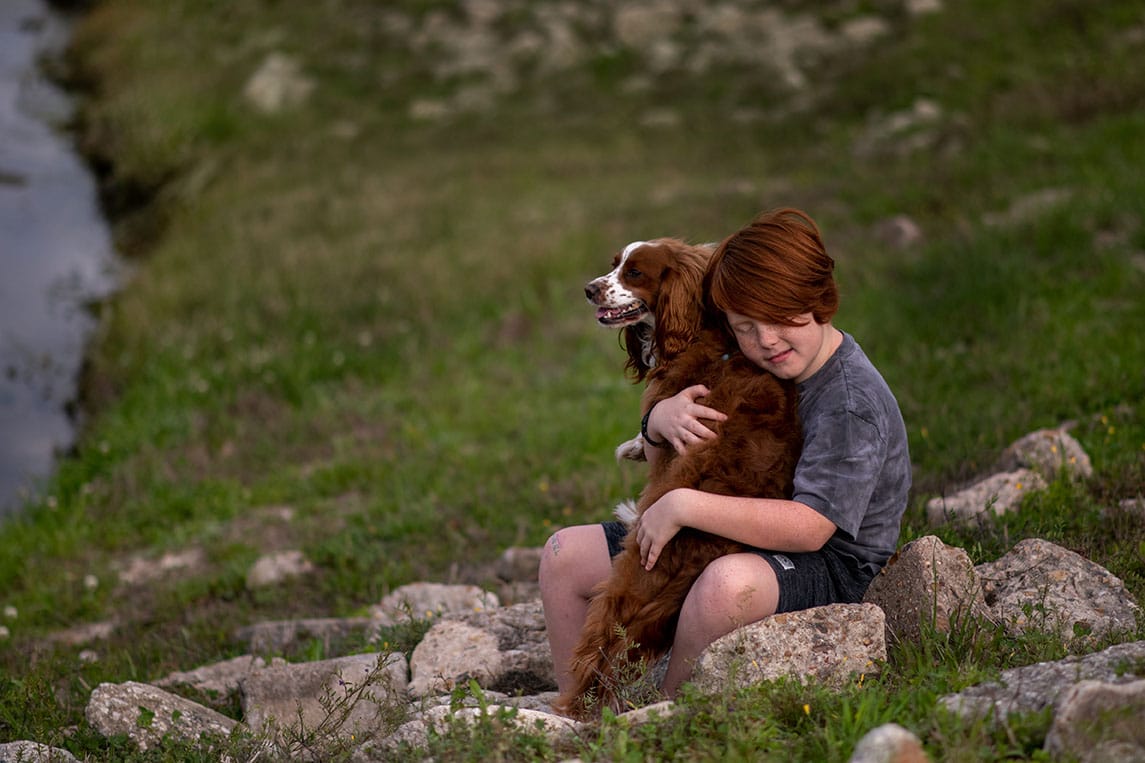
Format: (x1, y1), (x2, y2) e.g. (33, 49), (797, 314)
(707, 208), (838, 326)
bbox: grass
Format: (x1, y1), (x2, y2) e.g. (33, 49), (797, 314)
(2, 0), (1144, 759)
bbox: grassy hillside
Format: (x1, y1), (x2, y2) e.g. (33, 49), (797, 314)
(1, 0), (1143, 759)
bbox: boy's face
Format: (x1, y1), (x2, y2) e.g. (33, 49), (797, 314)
(725, 310), (835, 383)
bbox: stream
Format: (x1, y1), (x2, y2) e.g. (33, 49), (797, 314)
(0, 0), (120, 517)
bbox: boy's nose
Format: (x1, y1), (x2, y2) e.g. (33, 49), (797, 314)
(756, 324), (780, 347)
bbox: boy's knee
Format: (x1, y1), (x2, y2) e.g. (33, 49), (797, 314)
(538, 531), (565, 585)
(686, 555), (776, 622)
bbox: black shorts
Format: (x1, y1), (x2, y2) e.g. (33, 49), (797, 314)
(600, 520), (872, 614)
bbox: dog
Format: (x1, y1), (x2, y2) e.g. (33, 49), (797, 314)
(583, 238), (716, 461)
(561, 238), (802, 719)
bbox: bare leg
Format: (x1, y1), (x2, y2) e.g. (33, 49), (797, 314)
(661, 553), (779, 697)
(538, 524), (614, 696)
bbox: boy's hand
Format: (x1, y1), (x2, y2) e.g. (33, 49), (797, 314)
(647, 385), (728, 455)
(636, 489), (689, 570)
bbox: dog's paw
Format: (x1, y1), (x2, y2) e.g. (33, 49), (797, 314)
(613, 499), (639, 528)
(615, 434), (647, 462)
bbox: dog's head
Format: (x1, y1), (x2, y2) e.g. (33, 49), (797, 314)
(585, 238), (715, 380)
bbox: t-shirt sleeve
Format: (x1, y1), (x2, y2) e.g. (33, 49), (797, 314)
(791, 409), (887, 540)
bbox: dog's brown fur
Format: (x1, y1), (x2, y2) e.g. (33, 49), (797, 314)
(560, 240), (802, 718)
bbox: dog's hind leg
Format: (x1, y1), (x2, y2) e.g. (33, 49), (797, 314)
(555, 545), (697, 717)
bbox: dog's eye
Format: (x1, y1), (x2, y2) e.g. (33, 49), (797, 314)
(624, 268), (642, 279)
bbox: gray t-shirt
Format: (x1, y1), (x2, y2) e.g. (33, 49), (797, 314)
(793, 331), (911, 579)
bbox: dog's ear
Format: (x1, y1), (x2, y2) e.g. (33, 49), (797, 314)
(623, 325), (651, 381)
(654, 246), (707, 360)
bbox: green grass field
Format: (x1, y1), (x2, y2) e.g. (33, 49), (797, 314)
(2, 0), (1143, 759)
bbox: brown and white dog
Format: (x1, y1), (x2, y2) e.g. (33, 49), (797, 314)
(584, 239), (715, 461)
(562, 238), (803, 719)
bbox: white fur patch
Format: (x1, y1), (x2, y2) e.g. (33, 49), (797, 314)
(613, 499), (639, 527)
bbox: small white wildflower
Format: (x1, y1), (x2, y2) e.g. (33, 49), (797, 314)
(3, 605), (16, 619)
(0, 625), (9, 639)
(83, 574), (99, 591)
(78, 650), (99, 664)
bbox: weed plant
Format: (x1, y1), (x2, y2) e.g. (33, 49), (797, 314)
(1, 0), (1143, 759)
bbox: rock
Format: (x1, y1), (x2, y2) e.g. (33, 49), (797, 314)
(613, 6), (682, 49)
(997, 427), (1093, 480)
(984, 188), (1073, 227)
(155, 654), (280, 697)
(234, 617), (375, 654)
(245, 549), (314, 589)
(0, 741), (78, 762)
(853, 98), (946, 158)
(408, 600), (554, 698)
(872, 215), (924, 250)
(863, 535), (992, 646)
(906, 0), (943, 15)
(495, 546), (542, 583)
(616, 699), (678, 726)
(239, 652), (407, 742)
(926, 468), (1046, 526)
(840, 16), (890, 46)
(691, 603), (886, 695)
(369, 582), (500, 627)
(1044, 679), (1145, 762)
(939, 640), (1145, 721)
(408, 620), (501, 698)
(848, 723), (929, 763)
(494, 547), (542, 600)
(355, 703), (578, 760)
(116, 548), (205, 587)
(85, 681), (238, 752)
(44, 620), (116, 646)
(976, 538), (1139, 642)
(243, 53), (314, 113)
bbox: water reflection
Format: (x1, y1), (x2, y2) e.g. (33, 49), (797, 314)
(1, 0), (120, 516)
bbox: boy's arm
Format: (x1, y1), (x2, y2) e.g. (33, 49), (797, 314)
(636, 488), (836, 571)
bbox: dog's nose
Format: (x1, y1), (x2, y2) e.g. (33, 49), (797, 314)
(585, 281), (600, 301)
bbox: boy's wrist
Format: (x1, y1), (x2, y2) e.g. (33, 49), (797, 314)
(641, 407), (668, 447)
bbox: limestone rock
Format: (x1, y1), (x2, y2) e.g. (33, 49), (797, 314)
(939, 640), (1145, 721)
(240, 652), (407, 741)
(355, 703), (578, 760)
(976, 538), (1139, 642)
(155, 654), (279, 697)
(369, 582), (500, 627)
(872, 215), (924, 250)
(243, 53), (314, 113)
(408, 600), (554, 698)
(408, 620), (501, 698)
(85, 681), (238, 752)
(245, 549), (314, 589)
(495, 546), (542, 583)
(997, 426), (1093, 480)
(0, 742), (78, 762)
(864, 535), (992, 646)
(234, 617), (375, 654)
(848, 723), (929, 763)
(1044, 679), (1145, 762)
(926, 468), (1046, 526)
(691, 603), (886, 695)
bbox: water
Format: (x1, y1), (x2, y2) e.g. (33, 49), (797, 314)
(0, 0), (120, 516)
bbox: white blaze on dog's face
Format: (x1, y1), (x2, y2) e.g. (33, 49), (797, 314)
(584, 240), (657, 328)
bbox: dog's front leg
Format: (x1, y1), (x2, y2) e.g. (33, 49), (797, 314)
(615, 433), (647, 462)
